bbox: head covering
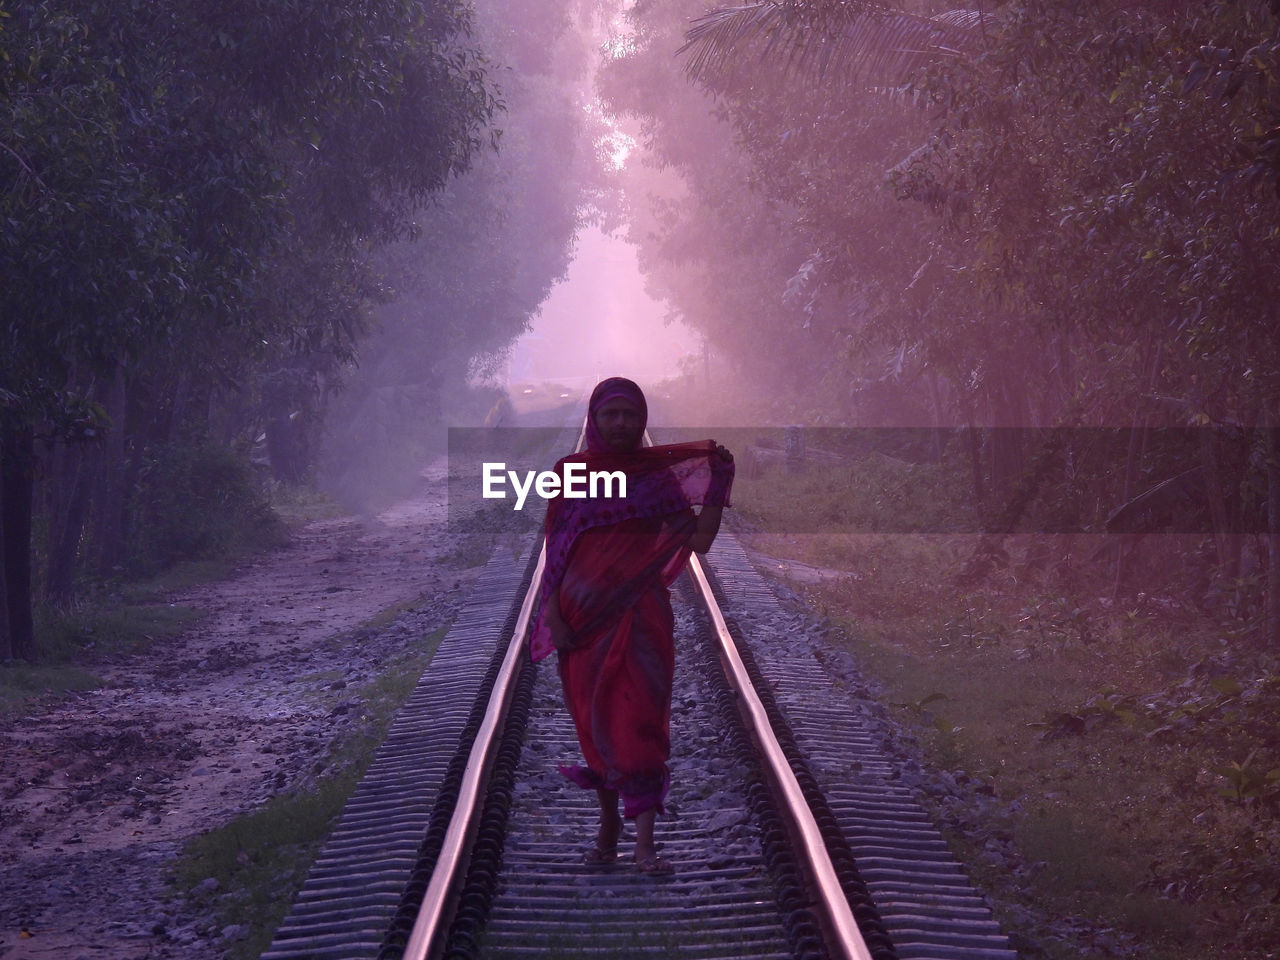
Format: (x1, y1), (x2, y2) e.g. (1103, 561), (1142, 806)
(584, 376), (647, 452)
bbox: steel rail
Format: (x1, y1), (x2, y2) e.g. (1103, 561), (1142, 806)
(400, 417), (873, 960)
(676, 424), (869, 960)
(687, 551), (875, 960)
(640, 421), (884, 960)
(399, 418), (587, 960)
(399, 546), (543, 960)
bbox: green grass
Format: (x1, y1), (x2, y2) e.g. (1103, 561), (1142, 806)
(8, 481), (330, 703)
(340, 596), (427, 636)
(0, 662), (102, 715)
(170, 622), (451, 959)
(37, 601), (205, 659)
(267, 484), (348, 530)
(805, 573), (1249, 959)
(441, 533), (498, 570)
(733, 453), (975, 536)
(120, 559), (242, 603)
(174, 769), (363, 955)
(441, 501), (541, 570)
(1, 599), (204, 716)
(735, 455), (1280, 960)
(2, 602), (204, 716)
(119, 482), (338, 601)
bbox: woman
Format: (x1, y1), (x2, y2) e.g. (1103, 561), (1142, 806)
(528, 377), (734, 875)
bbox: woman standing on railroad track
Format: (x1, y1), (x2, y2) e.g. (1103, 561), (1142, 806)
(529, 377), (734, 875)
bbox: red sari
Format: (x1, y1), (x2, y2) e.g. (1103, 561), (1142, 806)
(529, 441), (733, 817)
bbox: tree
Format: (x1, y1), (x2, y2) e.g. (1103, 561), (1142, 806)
(606, 0), (1280, 629)
(679, 1), (981, 88)
(318, 0), (604, 505)
(1, 0), (496, 656)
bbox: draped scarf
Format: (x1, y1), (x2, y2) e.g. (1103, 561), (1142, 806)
(530, 377), (734, 815)
(528, 440), (734, 662)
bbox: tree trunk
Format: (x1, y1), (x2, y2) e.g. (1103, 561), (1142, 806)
(966, 421), (985, 507)
(1198, 426), (1238, 582)
(1266, 404), (1280, 647)
(93, 366), (128, 576)
(0, 538), (9, 659)
(45, 444), (92, 606)
(960, 427), (1070, 584)
(1, 419), (37, 661)
(266, 415), (305, 484)
(986, 375), (1026, 496)
(1112, 425), (1144, 600)
(927, 372), (944, 461)
(1114, 346), (1162, 598)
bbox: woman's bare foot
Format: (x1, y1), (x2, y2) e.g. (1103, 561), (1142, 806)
(591, 788), (622, 860)
(597, 809), (622, 851)
(634, 853), (675, 876)
(583, 843), (617, 864)
(632, 807), (669, 871)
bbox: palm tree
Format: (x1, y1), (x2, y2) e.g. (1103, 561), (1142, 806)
(678, 2), (985, 89)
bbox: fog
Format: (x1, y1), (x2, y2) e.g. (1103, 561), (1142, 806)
(505, 225), (702, 390)
(9, 4), (1277, 955)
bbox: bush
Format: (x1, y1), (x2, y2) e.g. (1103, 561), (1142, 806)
(126, 441), (284, 574)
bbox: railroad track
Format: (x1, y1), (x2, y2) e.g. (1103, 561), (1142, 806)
(264, 426), (1017, 960)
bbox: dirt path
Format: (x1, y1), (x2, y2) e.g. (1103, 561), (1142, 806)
(0, 457), (484, 959)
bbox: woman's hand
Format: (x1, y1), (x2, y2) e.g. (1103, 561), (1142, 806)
(690, 442), (732, 554)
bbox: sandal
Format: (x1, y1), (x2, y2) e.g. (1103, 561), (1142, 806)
(583, 845), (618, 866)
(633, 854), (675, 876)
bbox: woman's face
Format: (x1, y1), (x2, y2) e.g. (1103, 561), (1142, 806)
(593, 397), (644, 451)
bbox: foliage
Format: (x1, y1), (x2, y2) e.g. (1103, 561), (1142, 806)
(2, 0), (511, 653)
(681, 1), (982, 90)
(1014, 595), (1096, 654)
(33, 601), (203, 662)
(2, 0), (497, 432)
(125, 442), (284, 574)
(892, 0), (1280, 427)
(317, 0), (602, 507)
(606, 0), (1280, 620)
(746, 515), (1278, 956)
(599, 0), (859, 401)
(588, 1), (1280, 951)
(600, 0), (1008, 417)
(1021, 641), (1280, 941)
(0, 663), (101, 716)
(731, 448), (977, 532)
(1, 0), (265, 415)
(733, 423), (1280, 954)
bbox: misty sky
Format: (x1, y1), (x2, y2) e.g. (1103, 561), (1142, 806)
(506, 225), (701, 388)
